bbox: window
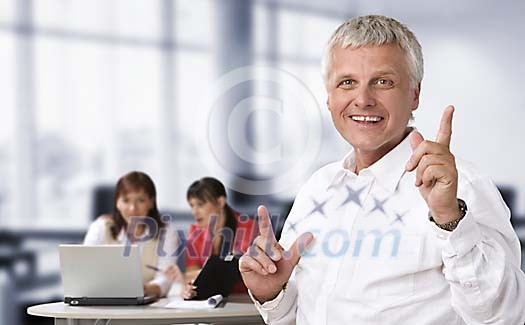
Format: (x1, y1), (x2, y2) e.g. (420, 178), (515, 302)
(0, 0), (14, 24)
(278, 9), (341, 59)
(1, 0), (350, 227)
(33, 38), (162, 226)
(174, 0), (213, 47)
(174, 51), (214, 194)
(0, 31), (15, 223)
(34, 0), (161, 40)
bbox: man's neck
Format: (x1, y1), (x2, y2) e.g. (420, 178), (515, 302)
(354, 152), (385, 174)
(354, 128), (411, 174)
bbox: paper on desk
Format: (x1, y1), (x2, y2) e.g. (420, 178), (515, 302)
(164, 294), (223, 309)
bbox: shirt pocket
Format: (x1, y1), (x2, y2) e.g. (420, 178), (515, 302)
(342, 234), (422, 305)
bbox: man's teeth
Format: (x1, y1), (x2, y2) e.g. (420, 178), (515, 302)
(351, 116), (383, 122)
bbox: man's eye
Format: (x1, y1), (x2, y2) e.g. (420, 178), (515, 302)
(340, 79), (355, 87)
(375, 79), (393, 87)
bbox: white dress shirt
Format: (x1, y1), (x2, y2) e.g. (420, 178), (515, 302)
(252, 134), (525, 324)
(84, 217), (179, 297)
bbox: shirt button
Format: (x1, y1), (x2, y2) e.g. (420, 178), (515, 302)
(464, 281), (473, 288)
(437, 234), (446, 240)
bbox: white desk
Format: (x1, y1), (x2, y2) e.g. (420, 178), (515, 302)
(27, 294), (265, 324)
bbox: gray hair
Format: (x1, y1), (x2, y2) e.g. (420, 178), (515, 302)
(322, 15), (423, 89)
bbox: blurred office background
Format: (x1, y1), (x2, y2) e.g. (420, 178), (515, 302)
(1, 0), (524, 324)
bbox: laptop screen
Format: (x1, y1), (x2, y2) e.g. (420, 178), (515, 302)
(59, 244), (144, 298)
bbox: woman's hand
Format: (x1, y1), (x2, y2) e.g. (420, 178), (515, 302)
(143, 283), (161, 298)
(181, 280), (197, 300)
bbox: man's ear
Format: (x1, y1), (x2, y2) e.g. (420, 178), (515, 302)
(412, 82), (421, 111)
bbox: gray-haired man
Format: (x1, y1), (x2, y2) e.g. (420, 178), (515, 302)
(240, 15), (525, 324)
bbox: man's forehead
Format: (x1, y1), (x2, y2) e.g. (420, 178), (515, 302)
(333, 43), (404, 60)
(330, 44), (407, 75)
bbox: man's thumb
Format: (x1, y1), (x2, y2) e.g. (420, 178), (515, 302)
(283, 232), (314, 265)
(409, 130), (424, 151)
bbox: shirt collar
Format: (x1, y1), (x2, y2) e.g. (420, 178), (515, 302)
(327, 130), (413, 193)
(326, 151), (355, 190)
(119, 225), (153, 243)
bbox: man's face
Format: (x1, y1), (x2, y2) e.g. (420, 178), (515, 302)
(326, 43), (420, 158)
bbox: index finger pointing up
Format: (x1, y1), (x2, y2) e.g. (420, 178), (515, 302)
(436, 105), (455, 147)
(257, 205), (276, 242)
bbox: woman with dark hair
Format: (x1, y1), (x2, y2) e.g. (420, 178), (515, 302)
(84, 171), (182, 298)
(182, 177), (258, 299)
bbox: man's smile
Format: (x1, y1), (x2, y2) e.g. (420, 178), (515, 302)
(349, 115), (384, 122)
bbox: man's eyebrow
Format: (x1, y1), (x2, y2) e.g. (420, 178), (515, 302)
(372, 69), (398, 76)
(334, 69), (399, 81)
(333, 73), (357, 81)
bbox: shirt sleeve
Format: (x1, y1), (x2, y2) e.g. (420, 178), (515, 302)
(431, 176), (525, 324)
(83, 217), (108, 245)
(249, 275), (298, 325)
(147, 222), (180, 297)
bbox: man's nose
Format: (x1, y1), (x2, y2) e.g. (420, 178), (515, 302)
(353, 86), (376, 109)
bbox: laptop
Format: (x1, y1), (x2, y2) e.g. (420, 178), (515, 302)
(190, 254), (242, 300)
(59, 244), (157, 306)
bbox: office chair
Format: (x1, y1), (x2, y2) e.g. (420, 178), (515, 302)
(91, 184), (115, 220)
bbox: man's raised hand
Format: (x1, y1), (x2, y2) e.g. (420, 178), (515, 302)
(405, 105), (460, 224)
(239, 205), (313, 303)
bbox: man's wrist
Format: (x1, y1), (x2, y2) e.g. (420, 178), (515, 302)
(429, 198), (468, 231)
(252, 282), (287, 304)
(430, 207), (461, 224)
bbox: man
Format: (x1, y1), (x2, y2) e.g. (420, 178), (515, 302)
(239, 15), (525, 324)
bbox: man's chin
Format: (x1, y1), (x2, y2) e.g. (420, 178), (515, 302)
(345, 136), (384, 152)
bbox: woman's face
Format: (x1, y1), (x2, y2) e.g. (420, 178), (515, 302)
(188, 197), (223, 228)
(116, 189), (154, 223)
